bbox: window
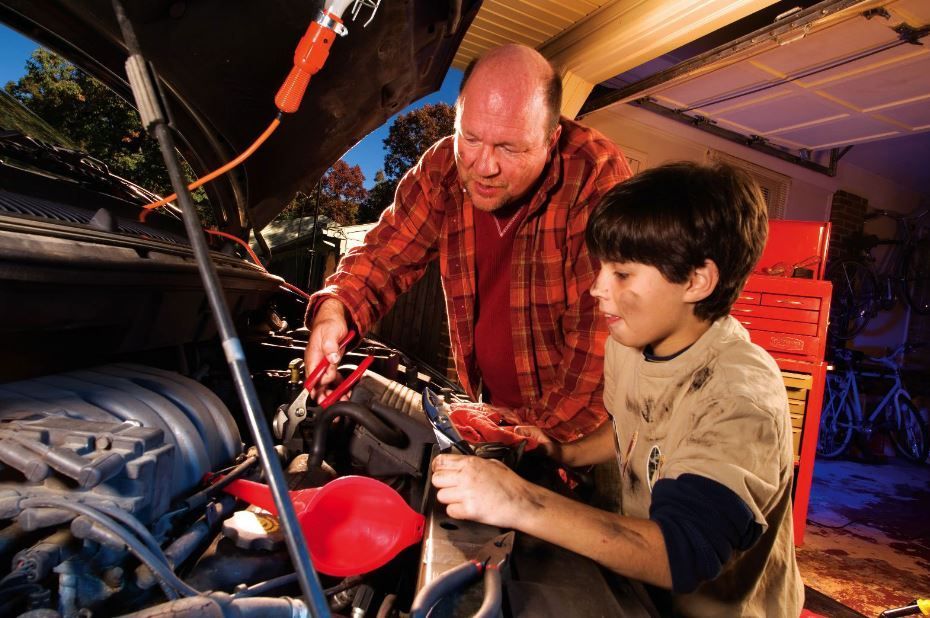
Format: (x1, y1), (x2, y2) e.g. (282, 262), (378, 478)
(709, 150), (790, 219)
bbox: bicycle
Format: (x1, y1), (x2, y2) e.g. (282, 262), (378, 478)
(827, 207), (930, 340)
(817, 343), (929, 464)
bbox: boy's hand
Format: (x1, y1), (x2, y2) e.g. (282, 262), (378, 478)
(431, 454), (537, 528)
(514, 425), (561, 460)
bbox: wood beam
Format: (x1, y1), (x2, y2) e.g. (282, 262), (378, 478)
(540, 0), (780, 118)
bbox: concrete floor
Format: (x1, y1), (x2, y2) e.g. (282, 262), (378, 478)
(797, 454), (930, 616)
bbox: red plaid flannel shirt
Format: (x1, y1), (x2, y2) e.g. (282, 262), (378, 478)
(309, 118), (631, 441)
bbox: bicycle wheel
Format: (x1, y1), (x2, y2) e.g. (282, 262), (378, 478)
(827, 260), (878, 339)
(902, 238), (930, 315)
(887, 395), (929, 464)
(817, 373), (855, 458)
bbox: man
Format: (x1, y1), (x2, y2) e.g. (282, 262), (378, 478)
(304, 44), (631, 441)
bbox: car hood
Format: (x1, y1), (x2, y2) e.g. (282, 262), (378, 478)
(0, 0), (478, 233)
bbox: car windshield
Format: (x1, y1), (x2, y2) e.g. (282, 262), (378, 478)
(0, 87), (76, 148)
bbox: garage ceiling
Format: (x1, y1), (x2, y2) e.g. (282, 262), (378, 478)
(452, 0), (781, 117)
(583, 0), (930, 159)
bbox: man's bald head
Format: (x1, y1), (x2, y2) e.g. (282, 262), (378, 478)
(458, 44), (562, 137)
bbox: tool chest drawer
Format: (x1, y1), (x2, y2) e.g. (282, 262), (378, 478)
(730, 304), (819, 324)
(734, 316), (818, 336)
(735, 275), (831, 362)
(783, 371), (812, 462)
(760, 293), (821, 311)
(746, 330), (821, 357)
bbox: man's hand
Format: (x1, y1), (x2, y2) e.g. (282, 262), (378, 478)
(514, 425), (560, 460)
(304, 298), (350, 401)
(431, 454), (541, 528)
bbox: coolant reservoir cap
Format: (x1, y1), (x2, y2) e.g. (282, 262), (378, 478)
(222, 508), (284, 551)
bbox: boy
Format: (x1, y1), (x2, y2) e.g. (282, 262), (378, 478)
(431, 162), (804, 616)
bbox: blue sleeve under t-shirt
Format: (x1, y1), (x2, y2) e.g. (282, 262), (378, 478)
(649, 473), (763, 593)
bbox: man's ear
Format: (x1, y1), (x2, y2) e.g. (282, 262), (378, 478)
(684, 259), (719, 303)
(547, 123), (562, 150)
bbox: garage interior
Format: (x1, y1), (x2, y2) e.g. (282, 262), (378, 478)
(450, 0), (930, 615)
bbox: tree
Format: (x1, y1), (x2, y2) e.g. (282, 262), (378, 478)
(5, 49), (208, 219)
(357, 169), (394, 224)
(278, 159), (367, 225)
(358, 102), (455, 223)
(5, 49), (172, 196)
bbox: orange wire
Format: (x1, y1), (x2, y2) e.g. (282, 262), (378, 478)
(280, 281), (311, 300)
(139, 117), (282, 222)
(203, 228), (264, 267)
(202, 228), (311, 300)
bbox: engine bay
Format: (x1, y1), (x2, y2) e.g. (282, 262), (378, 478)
(0, 165), (655, 616)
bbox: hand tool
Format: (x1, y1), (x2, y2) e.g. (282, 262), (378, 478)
(410, 531), (514, 618)
(422, 387), (475, 455)
(281, 331), (372, 444)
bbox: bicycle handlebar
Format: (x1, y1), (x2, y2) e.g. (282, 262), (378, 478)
(833, 342), (925, 371)
(865, 207), (930, 223)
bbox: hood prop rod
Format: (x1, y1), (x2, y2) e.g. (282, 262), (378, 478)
(109, 2), (329, 615)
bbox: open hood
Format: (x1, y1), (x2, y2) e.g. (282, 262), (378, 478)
(0, 0), (479, 233)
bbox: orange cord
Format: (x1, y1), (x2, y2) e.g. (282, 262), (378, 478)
(203, 228), (264, 267)
(202, 228), (311, 300)
(138, 117), (282, 222)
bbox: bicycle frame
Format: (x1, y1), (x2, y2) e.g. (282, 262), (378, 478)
(819, 346), (928, 462)
(827, 207), (930, 340)
(858, 362), (909, 428)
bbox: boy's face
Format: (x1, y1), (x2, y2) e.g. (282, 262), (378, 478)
(590, 261), (702, 356)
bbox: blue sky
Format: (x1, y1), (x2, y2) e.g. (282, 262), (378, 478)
(1, 24), (460, 188)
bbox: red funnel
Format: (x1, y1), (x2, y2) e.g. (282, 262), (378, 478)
(222, 476), (425, 576)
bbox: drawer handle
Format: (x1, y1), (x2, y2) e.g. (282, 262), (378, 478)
(776, 299), (803, 305)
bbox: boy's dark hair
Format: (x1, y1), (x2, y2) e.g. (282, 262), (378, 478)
(585, 161), (768, 322)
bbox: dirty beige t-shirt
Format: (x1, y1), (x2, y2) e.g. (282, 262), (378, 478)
(605, 316), (803, 617)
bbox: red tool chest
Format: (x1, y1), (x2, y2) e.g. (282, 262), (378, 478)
(730, 220), (832, 546)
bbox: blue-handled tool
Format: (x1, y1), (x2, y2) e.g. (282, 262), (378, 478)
(410, 531), (514, 618)
(422, 387), (475, 455)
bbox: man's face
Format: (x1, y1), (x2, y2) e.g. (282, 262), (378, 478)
(453, 86), (559, 212)
(589, 261), (695, 356)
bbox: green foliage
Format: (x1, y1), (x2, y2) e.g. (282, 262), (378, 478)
(278, 160), (368, 225)
(358, 102), (455, 223)
(357, 171), (397, 224)
(4, 49), (209, 221)
(383, 103), (456, 179)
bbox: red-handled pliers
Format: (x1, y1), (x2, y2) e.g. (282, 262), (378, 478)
(410, 531), (514, 618)
(280, 332), (373, 443)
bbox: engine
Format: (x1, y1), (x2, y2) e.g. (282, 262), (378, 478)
(0, 339), (453, 618)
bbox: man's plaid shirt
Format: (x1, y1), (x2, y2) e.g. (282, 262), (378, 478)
(310, 118), (631, 441)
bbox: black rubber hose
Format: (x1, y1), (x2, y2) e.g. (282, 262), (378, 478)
(309, 402), (408, 468)
(183, 455), (258, 511)
(20, 497), (197, 599)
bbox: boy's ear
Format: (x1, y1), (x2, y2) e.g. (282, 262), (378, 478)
(684, 259), (719, 303)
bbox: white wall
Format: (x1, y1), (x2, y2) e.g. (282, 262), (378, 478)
(584, 104), (925, 220)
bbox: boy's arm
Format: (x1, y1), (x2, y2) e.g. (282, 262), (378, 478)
(431, 454), (672, 589)
(517, 420), (617, 467)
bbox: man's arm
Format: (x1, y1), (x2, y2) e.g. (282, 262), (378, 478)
(302, 141), (453, 392)
(431, 454), (672, 589)
(516, 420), (616, 468)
